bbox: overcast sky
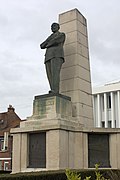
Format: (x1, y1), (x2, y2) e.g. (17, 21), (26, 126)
(0, 0), (120, 119)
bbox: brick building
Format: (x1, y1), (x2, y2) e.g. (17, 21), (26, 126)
(0, 105), (22, 171)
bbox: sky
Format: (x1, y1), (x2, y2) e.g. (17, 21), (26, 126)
(0, 0), (120, 119)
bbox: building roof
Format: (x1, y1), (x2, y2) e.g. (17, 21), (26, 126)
(92, 81), (120, 95)
(0, 105), (22, 136)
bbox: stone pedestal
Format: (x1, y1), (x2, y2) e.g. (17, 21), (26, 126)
(11, 93), (83, 173)
(20, 94), (80, 130)
(11, 95), (120, 173)
(32, 94), (72, 120)
(11, 116), (120, 173)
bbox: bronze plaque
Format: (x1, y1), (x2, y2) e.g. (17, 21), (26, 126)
(28, 132), (46, 168)
(88, 134), (110, 168)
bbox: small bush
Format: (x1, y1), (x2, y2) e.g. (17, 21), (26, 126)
(66, 169), (81, 180)
(65, 165), (110, 180)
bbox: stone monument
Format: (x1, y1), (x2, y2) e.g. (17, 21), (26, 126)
(11, 9), (93, 173)
(11, 9), (120, 174)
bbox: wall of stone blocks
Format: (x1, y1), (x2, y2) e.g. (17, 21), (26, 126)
(109, 133), (120, 168)
(11, 129), (120, 173)
(12, 133), (28, 173)
(12, 129), (89, 173)
(47, 129), (88, 169)
(59, 9), (93, 127)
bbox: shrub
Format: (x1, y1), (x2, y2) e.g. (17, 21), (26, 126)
(65, 164), (110, 180)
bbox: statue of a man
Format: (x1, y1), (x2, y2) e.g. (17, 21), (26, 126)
(40, 23), (66, 94)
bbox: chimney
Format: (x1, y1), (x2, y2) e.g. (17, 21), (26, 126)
(8, 105), (15, 112)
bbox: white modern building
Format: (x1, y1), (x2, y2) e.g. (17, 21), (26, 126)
(92, 81), (120, 128)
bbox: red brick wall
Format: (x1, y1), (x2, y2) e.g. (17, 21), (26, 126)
(0, 160), (11, 170)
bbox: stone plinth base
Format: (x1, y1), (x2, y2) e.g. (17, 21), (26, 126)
(19, 93), (82, 130)
(11, 126), (120, 174)
(11, 129), (88, 174)
(11, 93), (83, 174)
(32, 93), (72, 120)
(11, 94), (120, 174)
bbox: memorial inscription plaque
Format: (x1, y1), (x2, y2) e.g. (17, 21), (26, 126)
(29, 133), (46, 168)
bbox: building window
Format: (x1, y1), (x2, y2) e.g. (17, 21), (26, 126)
(115, 120), (116, 128)
(108, 121), (112, 128)
(0, 132), (9, 151)
(4, 132), (8, 150)
(107, 94), (111, 109)
(4, 162), (9, 171)
(101, 121), (105, 128)
(0, 161), (2, 170)
(101, 95), (104, 111)
(0, 139), (4, 151)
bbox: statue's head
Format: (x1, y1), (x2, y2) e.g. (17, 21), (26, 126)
(51, 23), (60, 33)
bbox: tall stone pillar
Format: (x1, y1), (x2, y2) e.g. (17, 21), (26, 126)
(59, 9), (93, 127)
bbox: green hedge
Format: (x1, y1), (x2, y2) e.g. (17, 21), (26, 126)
(0, 169), (120, 180)
(0, 170), (66, 180)
(0, 171), (11, 174)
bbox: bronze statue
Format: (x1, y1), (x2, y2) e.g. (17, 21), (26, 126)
(40, 23), (66, 94)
